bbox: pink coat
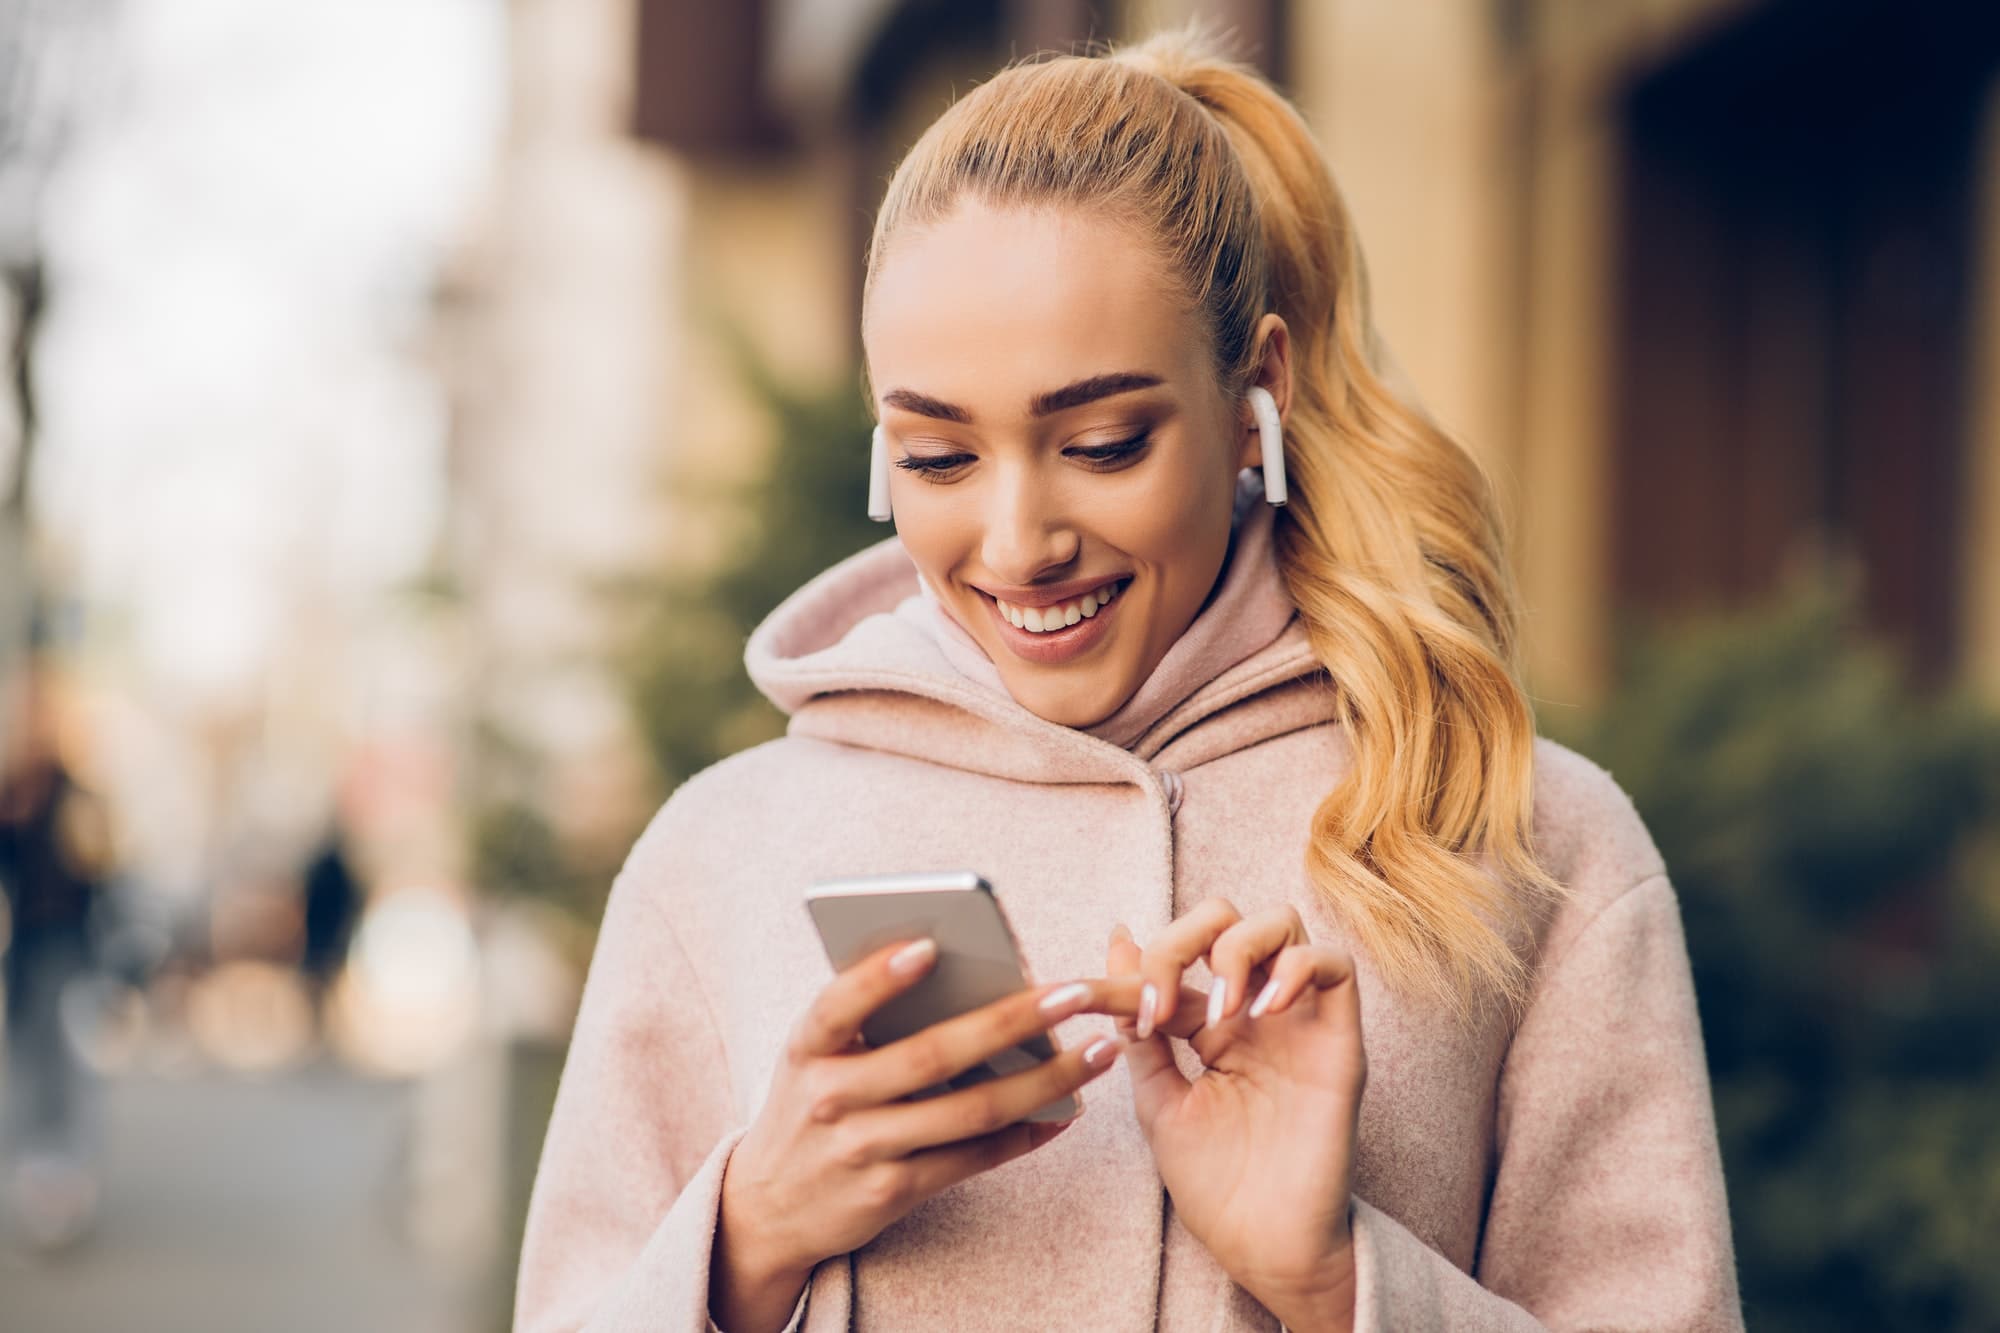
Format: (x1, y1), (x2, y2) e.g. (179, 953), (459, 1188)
(513, 532), (1745, 1332)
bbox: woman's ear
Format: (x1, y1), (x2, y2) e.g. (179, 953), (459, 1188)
(1238, 313), (1293, 470)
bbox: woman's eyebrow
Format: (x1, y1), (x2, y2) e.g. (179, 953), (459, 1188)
(880, 388), (972, 423)
(881, 371), (1164, 425)
(1032, 371), (1164, 417)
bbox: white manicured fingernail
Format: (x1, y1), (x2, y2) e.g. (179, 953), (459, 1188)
(1136, 983), (1158, 1040)
(1083, 1037), (1121, 1068)
(1038, 982), (1090, 1016)
(1206, 979), (1228, 1028)
(890, 938), (936, 975)
(1249, 977), (1280, 1019)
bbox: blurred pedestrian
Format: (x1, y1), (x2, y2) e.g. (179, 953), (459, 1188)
(298, 823), (362, 1017)
(0, 657), (109, 1253)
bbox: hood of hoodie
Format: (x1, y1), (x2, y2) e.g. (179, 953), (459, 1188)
(744, 530), (1340, 790)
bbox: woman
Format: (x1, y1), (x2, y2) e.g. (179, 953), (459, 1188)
(514, 26), (1742, 1333)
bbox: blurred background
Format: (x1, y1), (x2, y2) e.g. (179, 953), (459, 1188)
(0, 0), (1996, 1329)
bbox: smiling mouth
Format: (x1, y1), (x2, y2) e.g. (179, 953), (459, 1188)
(986, 577), (1130, 633)
(975, 576), (1130, 666)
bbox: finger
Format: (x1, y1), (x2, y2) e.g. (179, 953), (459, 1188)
(855, 1029), (1126, 1158)
(1109, 922), (1189, 1124)
(789, 936), (938, 1060)
(1136, 898), (1241, 1040)
(1203, 906), (1310, 1028)
(820, 957), (1205, 1118)
(1102, 924), (1206, 1039)
(890, 1114), (1053, 1211)
(835, 970), (1136, 1110)
(1095, 969), (1208, 1040)
(1248, 942), (1357, 1020)
(1185, 955), (1273, 1066)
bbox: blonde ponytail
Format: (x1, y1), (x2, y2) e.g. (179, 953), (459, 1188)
(864, 22), (1568, 1027)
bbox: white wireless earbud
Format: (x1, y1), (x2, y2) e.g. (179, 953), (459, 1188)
(1247, 385), (1286, 506)
(868, 424), (893, 522)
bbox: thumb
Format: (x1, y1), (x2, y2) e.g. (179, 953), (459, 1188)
(1108, 922), (1186, 1127)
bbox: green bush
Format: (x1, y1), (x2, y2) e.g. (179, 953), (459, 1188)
(1551, 576), (2000, 1332)
(616, 340), (881, 792)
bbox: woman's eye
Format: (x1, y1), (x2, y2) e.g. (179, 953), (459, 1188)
(890, 432), (1150, 482)
(892, 453), (971, 477)
(1067, 432), (1151, 465)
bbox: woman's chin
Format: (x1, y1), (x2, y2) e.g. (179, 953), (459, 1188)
(1003, 667), (1134, 729)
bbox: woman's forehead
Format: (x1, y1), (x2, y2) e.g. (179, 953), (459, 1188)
(864, 201), (1204, 418)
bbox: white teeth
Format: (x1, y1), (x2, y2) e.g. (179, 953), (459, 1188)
(995, 579), (1125, 633)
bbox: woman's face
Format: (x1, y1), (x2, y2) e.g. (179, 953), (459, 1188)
(864, 199), (1281, 728)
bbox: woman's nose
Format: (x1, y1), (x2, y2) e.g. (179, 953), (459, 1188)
(980, 470), (1080, 583)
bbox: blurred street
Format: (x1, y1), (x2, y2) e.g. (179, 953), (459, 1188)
(0, 0), (1994, 1328)
(0, 1055), (495, 1333)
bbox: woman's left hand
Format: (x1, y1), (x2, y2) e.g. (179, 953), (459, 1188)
(1108, 898), (1365, 1333)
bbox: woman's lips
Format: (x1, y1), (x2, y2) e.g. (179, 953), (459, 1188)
(979, 579), (1127, 666)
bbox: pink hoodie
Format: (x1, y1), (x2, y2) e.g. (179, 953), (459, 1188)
(513, 484), (1745, 1332)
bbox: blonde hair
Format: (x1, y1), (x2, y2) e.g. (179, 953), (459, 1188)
(861, 24), (1567, 1026)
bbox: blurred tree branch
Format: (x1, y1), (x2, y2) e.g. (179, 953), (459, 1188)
(608, 320), (881, 793)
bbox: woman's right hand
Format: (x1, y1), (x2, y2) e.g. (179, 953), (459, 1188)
(710, 934), (1161, 1329)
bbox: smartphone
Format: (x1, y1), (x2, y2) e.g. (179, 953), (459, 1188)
(804, 871), (1078, 1124)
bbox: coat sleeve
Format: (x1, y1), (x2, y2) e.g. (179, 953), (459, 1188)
(1345, 872), (1744, 1331)
(511, 813), (813, 1333)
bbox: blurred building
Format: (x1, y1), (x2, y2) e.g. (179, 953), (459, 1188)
(16, 1), (1998, 919)
(612, 0), (2000, 717)
(15, 0), (503, 953)
(431, 0), (675, 862)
